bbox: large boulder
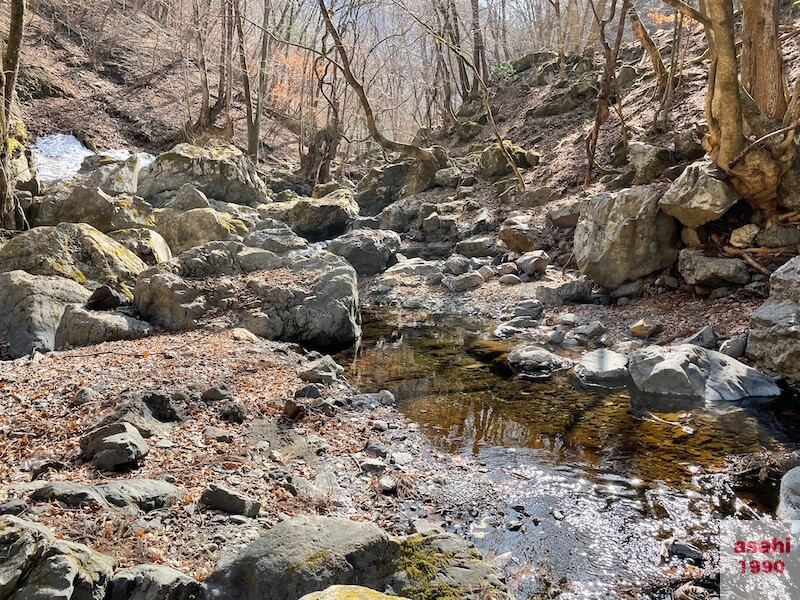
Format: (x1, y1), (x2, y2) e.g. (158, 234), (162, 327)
(290, 190), (360, 241)
(355, 162), (412, 216)
(201, 516), (507, 600)
(109, 228), (173, 266)
(134, 242), (360, 348)
(299, 586), (394, 600)
(574, 187), (678, 289)
(748, 255), (800, 386)
(678, 248), (750, 287)
(55, 304), (153, 349)
(74, 154), (141, 194)
(658, 160), (741, 228)
(0, 271), (91, 358)
(628, 344), (780, 402)
(37, 187), (155, 233)
(0, 223), (148, 297)
(328, 229), (401, 276)
(137, 144), (269, 207)
(0, 515), (116, 599)
(156, 207), (249, 255)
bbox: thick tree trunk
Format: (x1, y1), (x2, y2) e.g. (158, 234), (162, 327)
(1, 0), (27, 230)
(741, 0), (787, 121)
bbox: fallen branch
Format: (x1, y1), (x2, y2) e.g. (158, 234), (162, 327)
(722, 245), (773, 278)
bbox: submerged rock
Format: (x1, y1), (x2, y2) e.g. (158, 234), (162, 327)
(507, 346), (572, 379)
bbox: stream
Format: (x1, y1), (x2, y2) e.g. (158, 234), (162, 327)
(339, 308), (800, 599)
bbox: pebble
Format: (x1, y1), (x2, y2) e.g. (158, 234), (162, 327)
(377, 475), (398, 495)
(392, 452), (414, 466)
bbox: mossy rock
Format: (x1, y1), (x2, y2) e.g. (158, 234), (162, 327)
(0, 223), (147, 298)
(457, 121), (483, 141)
(155, 207), (249, 255)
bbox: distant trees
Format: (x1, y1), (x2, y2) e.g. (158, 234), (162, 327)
(1, 0), (27, 229)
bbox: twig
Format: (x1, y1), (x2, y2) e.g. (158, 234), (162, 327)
(728, 123), (799, 169)
(722, 246), (773, 278)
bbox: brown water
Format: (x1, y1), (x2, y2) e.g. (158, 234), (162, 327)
(339, 308), (799, 598)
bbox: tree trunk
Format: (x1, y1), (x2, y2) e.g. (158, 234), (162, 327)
(1, 0), (26, 230)
(741, 0), (787, 121)
(629, 3), (667, 92)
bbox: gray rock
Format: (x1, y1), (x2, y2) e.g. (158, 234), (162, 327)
(30, 481), (108, 508)
(0, 498), (27, 515)
(515, 250), (549, 276)
(0, 515), (116, 600)
(244, 219), (308, 254)
(443, 254), (472, 275)
(574, 187), (678, 289)
(201, 484), (260, 517)
(86, 285), (127, 310)
(134, 242), (360, 348)
(777, 467), (800, 520)
(748, 255), (800, 386)
(434, 167), (461, 187)
(201, 516), (393, 599)
(0, 223), (147, 297)
(290, 190), (360, 241)
(573, 321), (607, 341)
(299, 355), (345, 384)
(719, 333), (748, 358)
(37, 186), (156, 233)
(55, 305), (153, 349)
(204, 426), (234, 443)
(107, 564), (199, 600)
(97, 398), (171, 438)
(519, 186), (559, 208)
(443, 271), (484, 292)
(377, 476), (397, 495)
(137, 144), (269, 207)
(507, 346), (572, 379)
(200, 515), (507, 600)
(80, 422), (149, 470)
(515, 299), (544, 318)
(360, 458), (388, 474)
(499, 274), (522, 285)
(678, 248), (750, 287)
(659, 160), (741, 227)
(755, 226), (800, 248)
(156, 207), (249, 255)
(674, 325), (720, 349)
(456, 121), (483, 140)
(454, 235), (499, 258)
(628, 142), (671, 184)
(167, 183), (211, 210)
(0, 271), (91, 358)
(547, 200), (583, 228)
(355, 162), (412, 216)
(95, 479), (184, 511)
(110, 228), (173, 266)
(534, 277), (592, 306)
(480, 141), (527, 177)
(611, 280), (644, 299)
(499, 216), (542, 253)
(574, 349), (629, 388)
(628, 344), (780, 402)
(328, 229), (401, 276)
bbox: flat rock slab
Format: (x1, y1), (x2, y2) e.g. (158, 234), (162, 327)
(200, 484), (260, 517)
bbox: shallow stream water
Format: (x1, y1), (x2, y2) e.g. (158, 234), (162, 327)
(32, 134), (154, 182)
(339, 308), (800, 599)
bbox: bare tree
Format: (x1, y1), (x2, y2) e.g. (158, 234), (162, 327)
(1, 0), (27, 229)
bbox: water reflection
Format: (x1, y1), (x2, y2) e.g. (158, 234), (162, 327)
(339, 308), (800, 597)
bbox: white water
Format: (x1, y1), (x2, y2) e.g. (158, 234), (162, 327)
(32, 133), (155, 182)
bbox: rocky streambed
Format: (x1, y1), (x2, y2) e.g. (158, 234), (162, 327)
(339, 309), (800, 598)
